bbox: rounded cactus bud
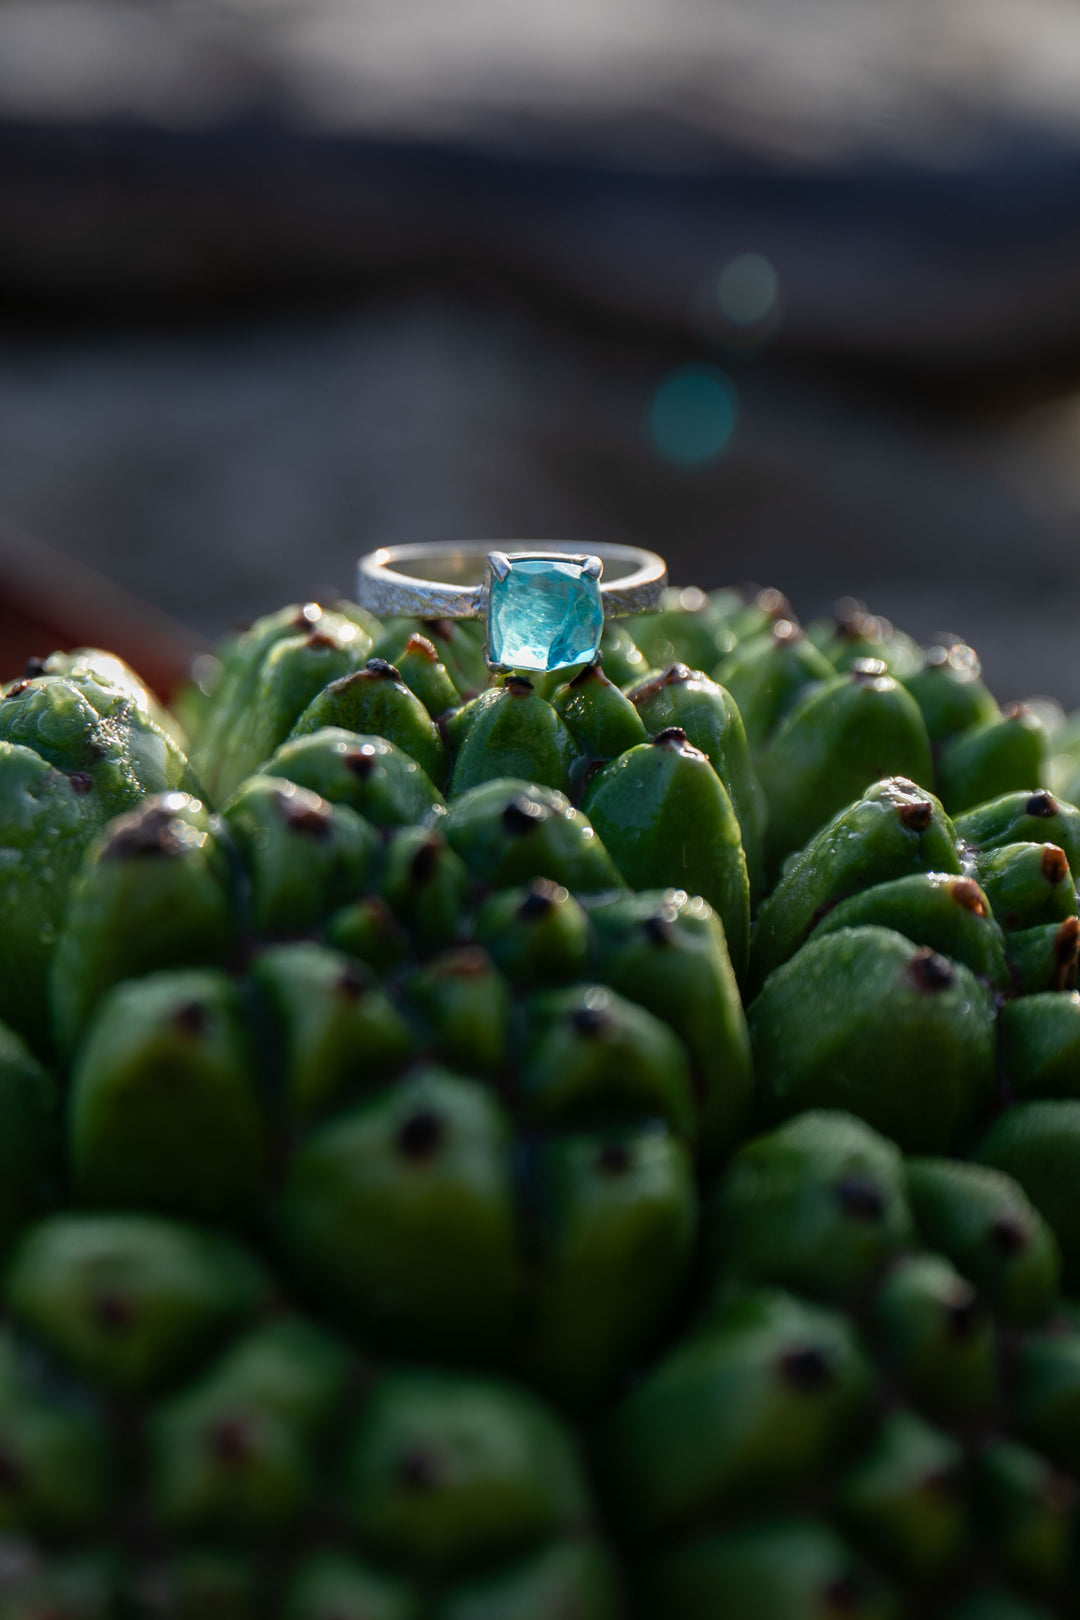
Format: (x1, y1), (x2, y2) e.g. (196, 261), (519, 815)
(277, 1069), (520, 1360)
(380, 828), (471, 953)
(549, 663), (648, 762)
(590, 890), (751, 1163)
(1000, 992), (1080, 1102)
(750, 778), (961, 995)
(871, 1255), (998, 1419)
(714, 620), (836, 755)
(443, 780), (623, 894)
(519, 985), (695, 1136)
(901, 641), (999, 746)
(51, 793), (238, 1055)
(584, 732), (750, 977)
(808, 872), (1009, 991)
(4, 1214), (272, 1397)
(956, 789), (1080, 877)
(629, 665), (766, 897)
(750, 927), (997, 1152)
(905, 1158), (1061, 1327)
(251, 944), (416, 1125)
(472, 881), (592, 988)
(975, 1439), (1077, 1593)
(711, 1112), (915, 1302)
(974, 842), (1076, 934)
(224, 777), (378, 937)
(837, 1410), (970, 1582)
(937, 707), (1049, 817)
(522, 1124), (697, 1405)
(975, 1101), (1080, 1289)
(290, 661), (446, 786)
(604, 1288), (872, 1535)
(211, 613), (371, 803)
(69, 970), (266, 1222)
(341, 1370), (590, 1572)
(1005, 917), (1080, 995)
(389, 632), (461, 718)
(407, 950), (512, 1076)
(148, 1319), (351, 1536)
(265, 728), (445, 828)
(757, 669), (933, 876)
(448, 681), (581, 798)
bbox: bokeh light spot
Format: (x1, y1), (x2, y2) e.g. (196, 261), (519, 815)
(649, 365), (738, 467)
(717, 253), (779, 326)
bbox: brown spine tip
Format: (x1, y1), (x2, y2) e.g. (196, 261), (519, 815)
(4, 680), (32, 699)
(908, 947), (956, 992)
(396, 1110), (445, 1162)
(282, 802), (334, 841)
(173, 1000), (209, 1037)
(209, 1416), (256, 1468)
(398, 1448), (440, 1491)
(661, 663), (693, 685)
(344, 746), (378, 779)
(518, 878), (564, 920)
(568, 661), (610, 690)
(504, 674), (534, 696)
(990, 1214), (1030, 1257)
(1026, 790), (1059, 818)
(297, 602), (323, 626)
(423, 618), (457, 641)
(404, 634), (440, 662)
(365, 657), (402, 680)
(757, 586), (791, 620)
(778, 1345), (835, 1392)
(898, 799), (934, 833)
(835, 1177), (884, 1220)
(502, 795), (547, 835)
(68, 771), (94, 794)
(943, 1285), (981, 1339)
(305, 629), (338, 650)
(1002, 701), (1031, 721)
(643, 911), (678, 946)
(851, 657), (888, 681)
(951, 878), (988, 917)
(336, 962), (368, 1000)
(572, 1003), (614, 1038)
(92, 1292), (137, 1334)
(1042, 844), (1071, 885)
(410, 836), (444, 885)
(103, 806), (188, 860)
(596, 1142), (632, 1176)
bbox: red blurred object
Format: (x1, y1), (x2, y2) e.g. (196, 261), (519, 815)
(0, 524), (206, 702)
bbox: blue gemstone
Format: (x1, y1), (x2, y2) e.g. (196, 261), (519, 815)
(488, 558), (604, 673)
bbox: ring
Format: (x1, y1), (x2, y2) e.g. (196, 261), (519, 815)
(356, 541), (667, 674)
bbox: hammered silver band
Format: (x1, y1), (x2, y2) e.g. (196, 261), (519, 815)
(356, 542), (667, 620)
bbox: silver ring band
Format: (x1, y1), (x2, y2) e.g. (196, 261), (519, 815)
(356, 542), (667, 621)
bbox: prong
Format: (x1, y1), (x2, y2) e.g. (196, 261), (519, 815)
(582, 555), (603, 581)
(488, 552), (511, 581)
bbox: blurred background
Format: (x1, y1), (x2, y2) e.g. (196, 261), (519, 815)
(4, 0), (1080, 701)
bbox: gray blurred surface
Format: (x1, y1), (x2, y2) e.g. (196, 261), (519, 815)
(2, 297), (1078, 704)
(4, 0), (1080, 707)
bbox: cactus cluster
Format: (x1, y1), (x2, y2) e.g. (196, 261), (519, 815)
(5, 585), (1080, 1616)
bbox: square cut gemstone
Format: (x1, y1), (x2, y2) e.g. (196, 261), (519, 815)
(487, 557), (604, 673)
